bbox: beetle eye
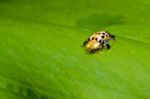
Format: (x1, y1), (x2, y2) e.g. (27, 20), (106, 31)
(96, 38), (97, 41)
(92, 37), (94, 40)
(101, 36), (104, 38)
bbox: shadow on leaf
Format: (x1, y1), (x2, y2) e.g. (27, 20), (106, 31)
(75, 13), (125, 31)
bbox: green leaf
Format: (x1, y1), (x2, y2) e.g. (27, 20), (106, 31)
(0, 0), (150, 99)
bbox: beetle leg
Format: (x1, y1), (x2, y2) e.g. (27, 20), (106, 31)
(106, 44), (111, 49)
(83, 38), (90, 46)
(110, 35), (115, 39)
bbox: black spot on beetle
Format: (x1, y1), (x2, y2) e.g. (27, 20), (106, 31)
(99, 39), (102, 43)
(101, 41), (104, 44)
(99, 39), (104, 44)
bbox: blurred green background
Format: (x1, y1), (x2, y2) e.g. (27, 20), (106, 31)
(0, 0), (150, 99)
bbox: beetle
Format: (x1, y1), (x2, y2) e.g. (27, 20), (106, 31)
(82, 31), (115, 53)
